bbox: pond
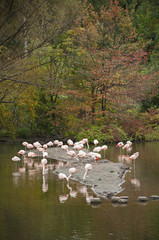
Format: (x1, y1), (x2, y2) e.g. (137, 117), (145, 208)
(0, 141), (159, 240)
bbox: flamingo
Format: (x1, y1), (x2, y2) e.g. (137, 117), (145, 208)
(122, 141), (132, 154)
(116, 142), (124, 147)
(94, 139), (99, 146)
(18, 150), (25, 158)
(54, 140), (59, 145)
(12, 156), (21, 162)
(22, 141), (28, 150)
(129, 152), (139, 161)
(83, 163), (92, 180)
(73, 143), (83, 151)
(76, 150), (87, 160)
(12, 156), (21, 171)
(94, 153), (101, 161)
(87, 152), (101, 161)
(126, 140), (132, 146)
(33, 141), (42, 148)
(57, 141), (63, 147)
(67, 139), (74, 146)
(41, 158), (48, 175)
(88, 152), (97, 161)
(26, 143), (34, 149)
(101, 145), (108, 158)
(61, 145), (69, 151)
(82, 138), (89, 149)
(67, 150), (76, 158)
(47, 141), (54, 147)
(58, 173), (69, 182)
(93, 146), (102, 153)
(43, 144), (48, 151)
(129, 152), (140, 188)
(116, 141), (124, 155)
(28, 152), (37, 158)
(68, 167), (77, 179)
(43, 151), (48, 158)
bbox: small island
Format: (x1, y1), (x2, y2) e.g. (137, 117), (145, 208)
(47, 147), (130, 199)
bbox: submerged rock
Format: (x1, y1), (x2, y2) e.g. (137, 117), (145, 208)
(111, 196), (128, 204)
(150, 195), (159, 200)
(90, 198), (102, 204)
(137, 196), (148, 202)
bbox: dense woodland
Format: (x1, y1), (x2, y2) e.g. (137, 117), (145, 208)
(0, 0), (159, 143)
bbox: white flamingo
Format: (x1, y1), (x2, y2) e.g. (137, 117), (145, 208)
(41, 158), (48, 175)
(83, 138), (89, 149)
(43, 151), (48, 158)
(54, 140), (59, 145)
(68, 167), (77, 179)
(26, 143), (34, 149)
(83, 163), (92, 180)
(61, 145), (69, 151)
(17, 150), (25, 158)
(57, 141), (63, 147)
(73, 143), (83, 151)
(58, 173), (69, 182)
(93, 139), (99, 146)
(47, 141), (54, 147)
(22, 141), (28, 150)
(12, 156), (21, 162)
(93, 146), (102, 153)
(33, 141), (42, 148)
(67, 150), (76, 158)
(101, 145), (108, 158)
(76, 150), (87, 160)
(67, 139), (74, 146)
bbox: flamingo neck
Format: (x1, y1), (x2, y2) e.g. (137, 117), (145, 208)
(83, 169), (88, 180)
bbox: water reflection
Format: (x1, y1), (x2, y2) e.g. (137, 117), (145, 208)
(117, 149), (141, 191)
(2, 141), (159, 240)
(42, 175), (48, 193)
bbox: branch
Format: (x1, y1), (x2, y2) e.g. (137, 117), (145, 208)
(0, 76), (45, 87)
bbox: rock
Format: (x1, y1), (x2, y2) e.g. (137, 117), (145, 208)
(90, 198), (102, 204)
(137, 196), (148, 202)
(150, 195), (159, 200)
(120, 196), (129, 200)
(118, 198), (128, 204)
(111, 196), (121, 203)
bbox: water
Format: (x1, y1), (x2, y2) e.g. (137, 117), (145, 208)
(0, 141), (159, 240)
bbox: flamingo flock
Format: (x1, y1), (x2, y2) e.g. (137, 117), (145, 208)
(12, 138), (139, 193)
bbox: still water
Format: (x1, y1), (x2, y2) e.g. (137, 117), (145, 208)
(0, 141), (159, 240)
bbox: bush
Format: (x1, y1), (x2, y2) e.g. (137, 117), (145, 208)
(75, 124), (128, 144)
(145, 126), (159, 141)
(16, 127), (31, 138)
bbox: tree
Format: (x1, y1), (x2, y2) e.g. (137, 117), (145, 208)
(68, 0), (150, 124)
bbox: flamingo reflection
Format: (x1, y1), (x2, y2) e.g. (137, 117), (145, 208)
(42, 175), (48, 192)
(129, 152), (140, 189)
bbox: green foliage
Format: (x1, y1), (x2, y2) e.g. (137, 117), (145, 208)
(75, 124), (128, 144)
(16, 127), (32, 138)
(145, 126), (159, 141)
(0, 0), (159, 143)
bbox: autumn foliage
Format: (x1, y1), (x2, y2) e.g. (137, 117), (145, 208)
(0, 0), (159, 142)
